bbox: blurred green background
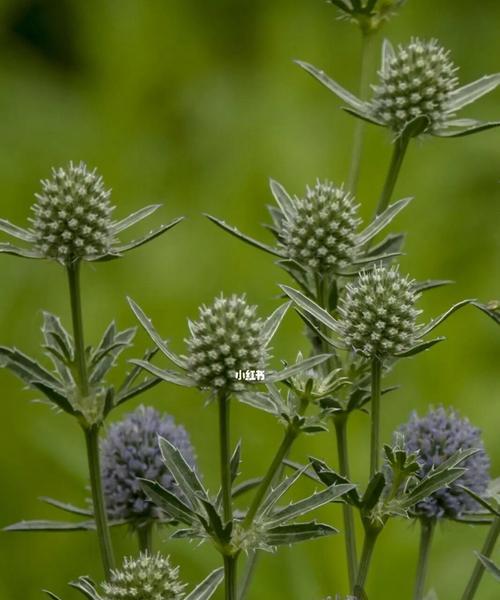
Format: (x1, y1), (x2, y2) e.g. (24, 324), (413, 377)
(0, 0), (499, 598)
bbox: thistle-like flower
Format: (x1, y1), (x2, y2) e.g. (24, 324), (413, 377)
(298, 38), (500, 138)
(0, 161), (183, 265)
(207, 178), (411, 278)
(185, 294), (269, 392)
(330, 0), (406, 33)
(338, 265), (421, 357)
(101, 552), (186, 600)
(101, 405), (196, 522)
(397, 407), (490, 519)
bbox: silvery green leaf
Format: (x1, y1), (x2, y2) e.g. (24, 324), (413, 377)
(263, 521), (337, 546)
(115, 376), (161, 407)
(452, 514), (493, 525)
(215, 442), (242, 511)
(129, 359), (197, 388)
(433, 447), (479, 475)
(434, 120), (500, 137)
(111, 204), (161, 234)
(158, 436), (209, 511)
(295, 61), (365, 112)
(261, 302), (291, 346)
(417, 299), (473, 338)
(351, 250), (402, 267)
(366, 233), (406, 258)
(232, 477), (263, 499)
(4, 519), (98, 531)
(204, 215), (284, 257)
(355, 197), (413, 246)
(265, 483), (355, 528)
(110, 216), (184, 255)
(42, 312), (74, 361)
(0, 242), (42, 259)
(39, 497), (92, 517)
(412, 280), (454, 293)
(400, 468), (466, 510)
(140, 479), (197, 525)
(446, 74), (500, 111)
(185, 568), (224, 600)
(423, 591), (439, 600)
(257, 468), (306, 519)
(457, 486), (500, 517)
(296, 310), (347, 351)
(269, 179), (295, 222)
(44, 592), (63, 600)
(394, 337), (445, 357)
(0, 347), (62, 386)
(310, 458), (361, 506)
(89, 326), (136, 385)
(0, 218), (35, 242)
(343, 106), (385, 127)
(238, 391), (279, 415)
(472, 301), (500, 325)
(362, 472), (386, 512)
(477, 554), (500, 581)
(381, 39), (396, 76)
(280, 285), (344, 336)
(69, 577), (101, 600)
(127, 298), (187, 369)
(266, 353), (332, 383)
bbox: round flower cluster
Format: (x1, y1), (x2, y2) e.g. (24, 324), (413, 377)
(338, 265), (421, 357)
(101, 552), (185, 600)
(30, 161), (114, 263)
(101, 405), (196, 521)
(283, 181), (361, 272)
(398, 407), (490, 519)
(186, 294), (268, 392)
(369, 38), (459, 134)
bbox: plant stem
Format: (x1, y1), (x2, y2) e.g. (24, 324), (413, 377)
(334, 414), (358, 590)
(369, 357), (382, 478)
(374, 132), (410, 217)
(414, 519), (435, 600)
(353, 526), (380, 597)
(224, 555), (238, 600)
(461, 516), (500, 600)
(85, 426), (116, 576)
(67, 262), (115, 577)
(243, 424), (298, 528)
(348, 30), (376, 194)
(218, 392), (233, 524)
(137, 522), (153, 554)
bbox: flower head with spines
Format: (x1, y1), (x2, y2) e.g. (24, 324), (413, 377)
(369, 38), (459, 135)
(100, 405), (196, 522)
(338, 264), (421, 357)
(282, 180), (361, 273)
(30, 162), (114, 264)
(186, 294), (269, 392)
(101, 552), (186, 600)
(397, 407), (490, 519)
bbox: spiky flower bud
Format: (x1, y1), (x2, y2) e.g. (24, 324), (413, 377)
(339, 265), (421, 357)
(186, 294), (268, 392)
(369, 38), (458, 135)
(30, 161), (114, 264)
(101, 406), (195, 521)
(397, 407), (490, 519)
(282, 181), (361, 272)
(101, 552), (185, 600)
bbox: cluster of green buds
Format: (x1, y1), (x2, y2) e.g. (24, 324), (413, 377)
(329, 0), (406, 34)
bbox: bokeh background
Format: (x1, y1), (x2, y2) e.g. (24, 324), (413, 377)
(0, 1), (499, 598)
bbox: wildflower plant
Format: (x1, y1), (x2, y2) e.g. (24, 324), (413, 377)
(1, 3), (500, 600)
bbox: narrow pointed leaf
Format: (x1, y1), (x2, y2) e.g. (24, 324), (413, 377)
(4, 519), (98, 532)
(296, 310), (347, 351)
(477, 554), (500, 581)
(232, 477), (263, 499)
(39, 497), (92, 517)
(458, 486), (500, 517)
(433, 448), (479, 475)
(257, 468), (306, 519)
(264, 521), (337, 545)
(280, 285), (343, 335)
(267, 353), (332, 383)
(238, 391), (279, 415)
(295, 61), (365, 111)
(0, 218), (35, 241)
(434, 120), (500, 137)
(269, 179), (295, 221)
(0, 346), (61, 386)
(355, 197), (413, 246)
(113, 216), (184, 254)
(381, 39), (395, 76)
(362, 472), (386, 512)
(261, 302), (291, 346)
(417, 299), (473, 338)
(115, 376), (161, 406)
(111, 204), (161, 234)
(413, 280), (454, 293)
(400, 468), (466, 509)
(446, 74), (500, 110)
(184, 568), (224, 600)
(43, 592), (63, 600)
(69, 577), (101, 600)
(394, 337), (445, 358)
(129, 359), (196, 388)
(140, 479), (197, 524)
(343, 106), (385, 127)
(472, 301), (500, 325)
(366, 233), (406, 258)
(205, 214), (283, 257)
(0, 242), (42, 259)
(128, 298), (187, 368)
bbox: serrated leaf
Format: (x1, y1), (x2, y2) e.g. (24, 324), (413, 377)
(185, 568), (224, 600)
(257, 468), (305, 519)
(111, 204), (161, 234)
(355, 197), (412, 246)
(238, 391), (279, 415)
(264, 521), (337, 545)
(394, 337), (445, 357)
(472, 301), (500, 325)
(112, 216), (185, 254)
(129, 360), (196, 388)
(446, 74), (500, 110)
(417, 299), (473, 338)
(310, 458), (361, 506)
(261, 302), (291, 346)
(400, 468), (466, 510)
(140, 479), (197, 525)
(115, 376), (161, 407)
(266, 353), (332, 383)
(280, 286), (343, 336)
(4, 519), (98, 532)
(39, 497), (92, 517)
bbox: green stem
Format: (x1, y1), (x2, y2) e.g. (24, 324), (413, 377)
(218, 392), (233, 524)
(243, 425), (298, 528)
(137, 522), (153, 554)
(238, 550), (259, 600)
(369, 357), (382, 478)
(461, 516), (500, 600)
(413, 519), (435, 600)
(224, 555), (238, 600)
(333, 414), (358, 590)
(85, 426), (116, 576)
(67, 262), (115, 578)
(353, 526), (380, 597)
(375, 132), (410, 217)
(348, 31), (376, 194)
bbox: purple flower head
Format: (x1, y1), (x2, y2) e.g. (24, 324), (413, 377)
(101, 405), (196, 522)
(398, 406), (490, 519)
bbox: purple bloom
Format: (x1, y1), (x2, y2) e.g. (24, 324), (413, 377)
(101, 405), (196, 521)
(398, 406), (490, 519)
